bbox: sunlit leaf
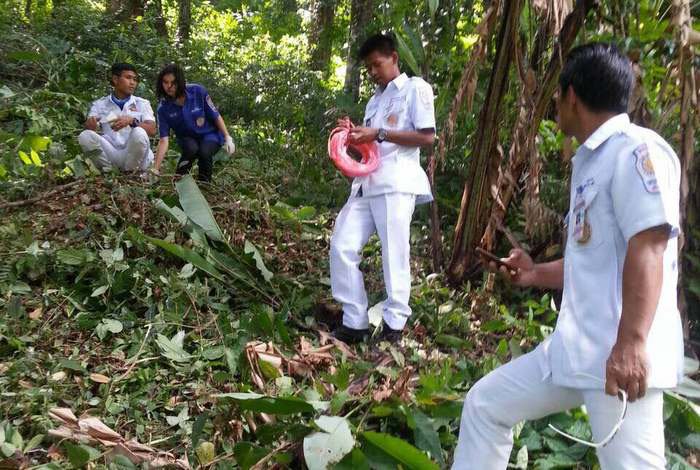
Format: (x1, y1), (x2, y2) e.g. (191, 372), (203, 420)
(303, 416), (355, 470)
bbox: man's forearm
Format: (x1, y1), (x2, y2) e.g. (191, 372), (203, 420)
(384, 129), (434, 147)
(139, 120), (156, 137)
(530, 259), (564, 290)
(616, 229), (667, 344)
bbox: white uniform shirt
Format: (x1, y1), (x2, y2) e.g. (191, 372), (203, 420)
(539, 113), (683, 390)
(351, 73), (435, 204)
(88, 94), (155, 155)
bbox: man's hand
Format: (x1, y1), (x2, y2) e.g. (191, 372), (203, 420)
(348, 126), (378, 144)
(482, 248), (537, 287)
(111, 115), (134, 131)
(605, 339), (649, 402)
(85, 116), (99, 131)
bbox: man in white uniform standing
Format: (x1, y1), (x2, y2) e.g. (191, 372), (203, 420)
(78, 63), (156, 173)
(330, 33), (436, 344)
(451, 43), (683, 469)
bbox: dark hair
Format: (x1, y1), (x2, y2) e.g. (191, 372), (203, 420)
(558, 43), (633, 113)
(156, 63), (187, 100)
(110, 63), (137, 78)
(358, 33), (397, 60)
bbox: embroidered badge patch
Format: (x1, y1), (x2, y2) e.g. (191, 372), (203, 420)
(386, 114), (398, 126)
(196, 117), (205, 127)
(129, 103), (137, 112)
(206, 95), (217, 112)
(634, 144), (659, 193)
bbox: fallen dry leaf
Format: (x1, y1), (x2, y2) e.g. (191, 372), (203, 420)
(89, 373), (110, 384)
(29, 307), (43, 320)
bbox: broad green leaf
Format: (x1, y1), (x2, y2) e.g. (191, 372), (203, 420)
(134, 230), (224, 282)
(18, 151), (32, 165)
(191, 412), (209, 449)
(303, 416), (355, 470)
(333, 448), (370, 470)
(361, 432), (439, 470)
(156, 331), (192, 363)
(91, 285), (108, 297)
(244, 240), (273, 282)
(58, 359), (85, 372)
(175, 175), (224, 242)
(296, 206), (317, 220)
(154, 199), (188, 225)
(428, 0), (439, 17)
(30, 150), (43, 166)
(514, 445), (528, 469)
(0, 164), (6, 178)
(394, 33), (420, 76)
(665, 391), (700, 432)
(234, 442), (269, 470)
(214, 393), (315, 415)
(64, 442), (90, 468)
(108, 454), (137, 470)
(56, 248), (96, 266)
(0, 442), (15, 458)
(196, 441), (216, 465)
(28, 135), (51, 152)
(410, 410), (444, 467)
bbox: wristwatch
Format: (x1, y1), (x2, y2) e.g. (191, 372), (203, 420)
(376, 128), (387, 143)
(129, 117), (141, 128)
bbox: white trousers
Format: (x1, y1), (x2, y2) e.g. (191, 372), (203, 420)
(452, 347), (666, 470)
(78, 129), (151, 172)
(330, 192), (416, 330)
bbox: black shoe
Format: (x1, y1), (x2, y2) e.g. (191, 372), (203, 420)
(377, 322), (403, 343)
(332, 324), (369, 344)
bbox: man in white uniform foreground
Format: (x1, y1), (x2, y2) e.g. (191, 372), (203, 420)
(78, 63), (156, 173)
(452, 43), (683, 469)
(330, 33), (436, 344)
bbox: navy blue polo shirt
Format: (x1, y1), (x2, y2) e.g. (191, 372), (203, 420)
(157, 83), (224, 145)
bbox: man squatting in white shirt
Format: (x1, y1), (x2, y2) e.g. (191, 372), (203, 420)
(452, 43), (683, 469)
(330, 33), (436, 344)
(78, 63), (156, 173)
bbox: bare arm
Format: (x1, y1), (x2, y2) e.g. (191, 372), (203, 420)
(85, 116), (99, 131)
(139, 120), (157, 137)
(154, 136), (169, 172)
(605, 225), (669, 401)
(487, 249), (564, 290)
(214, 115), (230, 139)
(348, 126), (435, 148)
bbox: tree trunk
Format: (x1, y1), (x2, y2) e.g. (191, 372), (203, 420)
(178, 0), (192, 43)
(309, 0), (336, 74)
(427, 2), (500, 272)
(446, 0), (524, 284)
(151, 0), (168, 38)
(478, 0), (597, 257)
(24, 0), (32, 18)
(343, 0), (373, 101)
(672, 0), (698, 344)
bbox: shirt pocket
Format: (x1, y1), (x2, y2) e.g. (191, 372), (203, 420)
(568, 187), (604, 252)
(384, 96), (407, 129)
(364, 103), (378, 127)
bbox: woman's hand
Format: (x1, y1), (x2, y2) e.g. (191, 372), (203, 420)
(224, 135), (236, 155)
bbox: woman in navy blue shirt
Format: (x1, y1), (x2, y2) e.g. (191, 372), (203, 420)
(154, 63), (235, 182)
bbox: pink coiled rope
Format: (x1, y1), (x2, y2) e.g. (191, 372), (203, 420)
(327, 126), (380, 177)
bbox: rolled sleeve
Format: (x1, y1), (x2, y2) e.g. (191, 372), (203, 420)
(141, 100), (155, 122)
(410, 81), (436, 131)
(157, 105), (170, 139)
(612, 142), (680, 241)
(202, 87), (220, 121)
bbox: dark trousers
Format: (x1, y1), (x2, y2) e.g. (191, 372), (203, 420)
(176, 136), (221, 182)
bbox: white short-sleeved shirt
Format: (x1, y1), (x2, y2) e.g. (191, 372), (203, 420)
(88, 95), (155, 153)
(351, 73), (435, 204)
(538, 113), (683, 390)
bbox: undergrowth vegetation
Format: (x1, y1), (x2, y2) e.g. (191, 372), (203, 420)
(0, 1), (699, 469)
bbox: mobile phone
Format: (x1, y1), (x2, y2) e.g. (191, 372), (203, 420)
(475, 247), (515, 270)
